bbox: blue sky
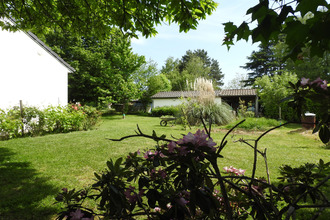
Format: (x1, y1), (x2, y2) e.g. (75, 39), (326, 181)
(131, 0), (260, 87)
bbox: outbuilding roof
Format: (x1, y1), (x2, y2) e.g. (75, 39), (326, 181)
(152, 89), (257, 99)
(219, 89), (257, 97)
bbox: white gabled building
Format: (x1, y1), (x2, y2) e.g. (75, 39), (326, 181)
(0, 21), (74, 110)
(151, 89), (259, 115)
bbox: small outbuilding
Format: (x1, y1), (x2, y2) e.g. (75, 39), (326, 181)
(151, 89), (259, 116)
(0, 19), (74, 110)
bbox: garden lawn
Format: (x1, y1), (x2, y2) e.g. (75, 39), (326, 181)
(0, 115), (329, 219)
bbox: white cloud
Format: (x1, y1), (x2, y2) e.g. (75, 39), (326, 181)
(131, 37), (147, 45)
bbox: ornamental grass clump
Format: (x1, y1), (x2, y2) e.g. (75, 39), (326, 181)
(181, 77), (235, 126)
(193, 77), (215, 106)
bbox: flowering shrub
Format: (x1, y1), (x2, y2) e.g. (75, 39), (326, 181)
(0, 107), (22, 139)
(151, 106), (180, 117)
(55, 121), (329, 219)
(0, 104), (101, 140)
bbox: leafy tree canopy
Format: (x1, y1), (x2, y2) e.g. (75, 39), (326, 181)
(132, 59), (159, 91)
(162, 49), (224, 90)
(223, 0), (330, 60)
(178, 49), (224, 88)
(242, 42), (286, 86)
(254, 72), (298, 120)
(0, 0), (217, 39)
(139, 73), (172, 111)
(42, 28), (145, 106)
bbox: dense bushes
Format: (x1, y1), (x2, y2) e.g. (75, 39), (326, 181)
(151, 106), (181, 117)
(0, 104), (101, 140)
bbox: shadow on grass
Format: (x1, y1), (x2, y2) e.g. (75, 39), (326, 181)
(0, 147), (59, 220)
(283, 123), (302, 129)
(101, 115), (125, 121)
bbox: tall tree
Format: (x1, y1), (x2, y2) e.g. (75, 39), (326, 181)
(178, 49), (211, 71)
(0, 0), (217, 39)
(209, 59), (224, 88)
(161, 57), (180, 75)
(139, 74), (172, 111)
(132, 59), (159, 91)
(163, 56), (211, 91)
(164, 49), (224, 89)
(180, 49), (224, 87)
(42, 28), (145, 106)
(242, 43), (285, 86)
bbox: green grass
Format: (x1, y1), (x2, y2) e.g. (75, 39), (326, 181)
(222, 117), (284, 130)
(0, 115), (329, 219)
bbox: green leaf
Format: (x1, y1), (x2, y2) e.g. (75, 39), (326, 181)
(146, 189), (157, 208)
(284, 21), (309, 47)
(153, 158), (160, 167)
(296, 0), (328, 16)
(223, 22), (237, 33)
(247, 0), (269, 20)
(312, 123), (321, 134)
(94, 172), (101, 180)
(107, 160), (114, 171)
(236, 22), (251, 41)
(138, 176), (150, 189)
(195, 189), (211, 213)
(277, 5), (294, 23)
(319, 125), (329, 144)
(109, 185), (120, 195)
(114, 157), (123, 170)
(152, 130), (157, 139)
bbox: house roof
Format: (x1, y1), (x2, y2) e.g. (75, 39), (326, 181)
(151, 89), (257, 99)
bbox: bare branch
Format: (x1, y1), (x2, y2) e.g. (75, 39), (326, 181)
(108, 124), (173, 142)
(217, 119), (246, 155)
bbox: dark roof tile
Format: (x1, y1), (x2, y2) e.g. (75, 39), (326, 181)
(152, 89), (256, 99)
(219, 89), (256, 96)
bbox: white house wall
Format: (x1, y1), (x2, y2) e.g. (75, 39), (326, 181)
(0, 28), (69, 110)
(153, 98), (185, 108)
(152, 97), (222, 109)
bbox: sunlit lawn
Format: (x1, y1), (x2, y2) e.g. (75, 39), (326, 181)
(0, 115), (328, 219)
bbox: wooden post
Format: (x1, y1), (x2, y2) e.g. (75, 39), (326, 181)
(255, 96), (259, 117)
(279, 106), (281, 120)
(20, 100), (24, 136)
